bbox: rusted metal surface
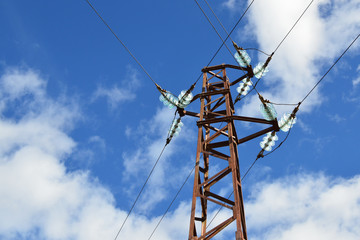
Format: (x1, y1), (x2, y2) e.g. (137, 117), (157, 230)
(201, 64), (247, 72)
(187, 65), (278, 240)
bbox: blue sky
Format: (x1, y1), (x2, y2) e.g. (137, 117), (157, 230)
(0, 0), (359, 239)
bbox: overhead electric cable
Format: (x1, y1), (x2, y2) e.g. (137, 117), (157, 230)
(193, 0), (235, 60)
(114, 143), (168, 240)
(147, 165), (196, 240)
(300, 33), (360, 103)
(203, 0), (270, 58)
(263, 33), (360, 157)
(145, 1), (255, 231)
(85, 0), (161, 89)
(273, 0), (315, 53)
(192, 0), (256, 85)
(207, 120), (291, 228)
(244, 48), (271, 56)
(207, 165), (250, 228)
(269, 102), (299, 106)
(235, 0), (315, 105)
(84, 1), (175, 238)
(208, 32), (360, 228)
(264, 33), (359, 158)
(203, 0), (233, 42)
(205, 0), (274, 60)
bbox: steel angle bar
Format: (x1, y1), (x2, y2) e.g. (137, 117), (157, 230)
(237, 126), (276, 144)
(202, 150), (230, 161)
(199, 217), (235, 240)
(202, 64), (247, 72)
(208, 70), (225, 80)
(200, 167), (232, 189)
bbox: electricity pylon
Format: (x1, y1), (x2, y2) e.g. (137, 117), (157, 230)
(183, 64), (279, 240)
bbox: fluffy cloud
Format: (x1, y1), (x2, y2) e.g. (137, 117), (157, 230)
(0, 67), (124, 240)
(0, 67), (46, 100)
(352, 64), (360, 87)
(122, 106), (196, 212)
(93, 86), (136, 108)
(246, 173), (360, 240)
(223, 0), (238, 9)
(235, 0), (360, 117)
(1, 67), (359, 240)
(0, 66), (192, 240)
(92, 66), (141, 109)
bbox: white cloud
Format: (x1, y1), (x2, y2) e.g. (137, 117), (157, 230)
(297, 118), (312, 134)
(236, 0), (360, 118)
(353, 64), (360, 87)
(2, 67), (359, 239)
(353, 77), (360, 87)
(223, 0), (237, 9)
(0, 67), (124, 240)
(298, 136), (334, 154)
(70, 136), (107, 168)
(93, 86), (136, 108)
(92, 66), (141, 109)
(0, 67), (46, 100)
(89, 135), (106, 151)
(0, 67), (192, 240)
(328, 113), (346, 123)
(121, 106), (196, 212)
(246, 173), (360, 240)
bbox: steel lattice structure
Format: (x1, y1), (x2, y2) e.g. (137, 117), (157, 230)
(183, 64), (279, 240)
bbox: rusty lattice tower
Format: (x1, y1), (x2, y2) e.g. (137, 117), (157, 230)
(184, 64), (279, 240)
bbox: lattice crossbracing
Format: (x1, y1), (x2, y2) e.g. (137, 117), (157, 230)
(185, 65), (279, 240)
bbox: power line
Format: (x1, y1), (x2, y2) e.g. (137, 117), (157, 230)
(145, 2), (258, 233)
(193, 0), (257, 85)
(86, 0), (357, 237)
(266, 33), (359, 156)
(300, 33), (360, 103)
(244, 48), (271, 56)
(147, 165), (195, 240)
(207, 163), (249, 228)
(269, 102), (299, 106)
(144, 4), (260, 236)
(268, 33), (360, 158)
(263, 33), (360, 159)
(207, 32), (360, 228)
(273, 0), (315, 53)
(114, 143), (168, 240)
(84, 0), (160, 88)
(84, 1), (174, 238)
(235, 0), (315, 105)
(84, 1), (252, 237)
(206, 120), (293, 228)
(193, 0), (235, 61)
(202, 0), (271, 58)
(203, 0), (234, 43)
(201, 0), (263, 95)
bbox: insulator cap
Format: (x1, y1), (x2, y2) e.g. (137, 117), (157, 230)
(234, 50), (251, 67)
(253, 62), (269, 79)
(278, 113), (297, 132)
(259, 132), (278, 151)
(159, 92), (179, 109)
(260, 102), (277, 121)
